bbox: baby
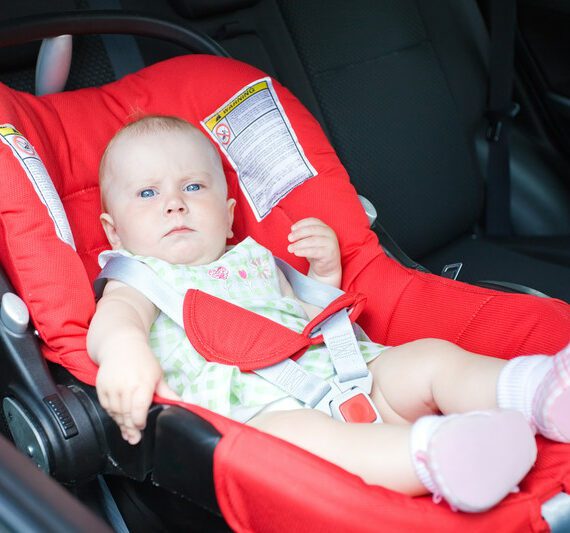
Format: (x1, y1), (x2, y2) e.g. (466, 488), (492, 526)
(88, 115), (570, 513)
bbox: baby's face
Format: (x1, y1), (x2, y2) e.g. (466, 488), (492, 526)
(101, 128), (235, 265)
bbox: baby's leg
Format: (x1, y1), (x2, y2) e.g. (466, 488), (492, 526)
(370, 339), (570, 443)
(367, 339), (506, 423)
(248, 407), (536, 512)
(248, 407), (423, 494)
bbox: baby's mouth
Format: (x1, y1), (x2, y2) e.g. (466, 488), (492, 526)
(164, 226), (194, 237)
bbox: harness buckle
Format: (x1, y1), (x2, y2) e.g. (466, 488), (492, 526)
(330, 387), (382, 423)
(314, 372), (382, 423)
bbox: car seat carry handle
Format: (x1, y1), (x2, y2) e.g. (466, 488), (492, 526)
(35, 35), (72, 96)
(0, 11), (230, 58)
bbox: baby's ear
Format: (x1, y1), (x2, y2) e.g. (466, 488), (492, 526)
(226, 198), (237, 239)
(100, 213), (122, 249)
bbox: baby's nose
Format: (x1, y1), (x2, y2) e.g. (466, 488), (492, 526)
(166, 204), (186, 214)
(165, 195), (188, 214)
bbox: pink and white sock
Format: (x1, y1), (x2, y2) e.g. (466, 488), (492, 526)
(409, 410), (536, 513)
(497, 343), (570, 442)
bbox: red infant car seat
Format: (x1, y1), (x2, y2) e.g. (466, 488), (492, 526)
(0, 54), (569, 532)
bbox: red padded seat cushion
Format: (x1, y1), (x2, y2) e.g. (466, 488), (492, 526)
(0, 55), (569, 532)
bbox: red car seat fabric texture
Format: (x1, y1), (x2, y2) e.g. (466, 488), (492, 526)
(0, 55), (569, 532)
(183, 289), (367, 370)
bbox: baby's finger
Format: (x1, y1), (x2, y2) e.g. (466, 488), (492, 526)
(107, 392), (122, 418)
(107, 391), (126, 428)
(95, 375), (114, 411)
(121, 426), (142, 445)
(130, 385), (154, 429)
(156, 379), (181, 402)
(288, 245), (328, 261)
(113, 414), (126, 433)
(118, 388), (137, 431)
(288, 235), (331, 256)
(96, 386), (111, 413)
(127, 431), (142, 445)
(289, 223), (332, 243)
(290, 217), (326, 231)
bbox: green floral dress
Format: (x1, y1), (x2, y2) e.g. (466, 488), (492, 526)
(99, 237), (387, 421)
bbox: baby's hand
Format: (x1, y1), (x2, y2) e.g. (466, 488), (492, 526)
(95, 343), (180, 445)
(288, 218), (342, 288)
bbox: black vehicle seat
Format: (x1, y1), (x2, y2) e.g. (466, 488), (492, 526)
(175, 0), (570, 301)
(276, 0), (570, 287)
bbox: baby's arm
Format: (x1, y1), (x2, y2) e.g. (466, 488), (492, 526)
(87, 280), (179, 444)
(288, 218), (342, 288)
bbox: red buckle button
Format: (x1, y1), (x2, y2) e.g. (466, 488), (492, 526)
(338, 393), (378, 423)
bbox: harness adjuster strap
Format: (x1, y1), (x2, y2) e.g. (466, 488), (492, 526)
(254, 359), (332, 408)
(320, 308), (369, 383)
(256, 359), (382, 423)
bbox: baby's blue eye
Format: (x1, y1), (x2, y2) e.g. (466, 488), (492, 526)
(184, 183), (201, 192)
(139, 189), (156, 198)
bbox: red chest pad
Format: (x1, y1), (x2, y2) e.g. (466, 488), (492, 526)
(183, 289), (367, 371)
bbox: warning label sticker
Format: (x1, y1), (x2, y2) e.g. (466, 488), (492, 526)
(0, 125), (75, 250)
(202, 78), (317, 220)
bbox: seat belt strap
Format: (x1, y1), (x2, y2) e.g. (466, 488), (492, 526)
(275, 257), (372, 385)
(485, 0), (518, 236)
(96, 255), (185, 328)
(97, 256), (329, 405)
(97, 255), (343, 327)
(96, 254), (381, 422)
(274, 257), (342, 308)
(255, 359), (332, 408)
(320, 309), (369, 384)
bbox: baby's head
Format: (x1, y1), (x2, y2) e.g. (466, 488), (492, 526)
(99, 115), (236, 265)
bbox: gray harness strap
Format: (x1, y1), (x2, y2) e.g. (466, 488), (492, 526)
(97, 254), (381, 422)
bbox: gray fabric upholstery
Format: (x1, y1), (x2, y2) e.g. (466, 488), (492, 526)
(274, 0), (570, 299)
